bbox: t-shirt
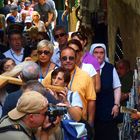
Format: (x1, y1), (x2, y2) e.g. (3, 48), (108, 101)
(81, 63), (97, 77)
(82, 52), (100, 71)
(34, 1), (56, 29)
(64, 90), (83, 120)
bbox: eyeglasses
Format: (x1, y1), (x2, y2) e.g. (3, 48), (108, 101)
(54, 33), (66, 39)
(37, 50), (50, 55)
(61, 56), (75, 61)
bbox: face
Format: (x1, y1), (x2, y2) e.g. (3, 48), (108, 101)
(9, 34), (22, 51)
(20, 2), (25, 9)
(68, 44), (82, 65)
(29, 108), (47, 128)
(93, 48), (105, 65)
(12, 11), (18, 17)
(54, 29), (68, 49)
(61, 48), (76, 72)
(32, 14), (39, 21)
(21, 13), (26, 21)
(3, 59), (15, 72)
(52, 72), (65, 87)
(38, 0), (45, 5)
(116, 63), (128, 77)
(37, 47), (52, 63)
(30, 50), (38, 62)
(71, 36), (85, 49)
(25, 22), (32, 29)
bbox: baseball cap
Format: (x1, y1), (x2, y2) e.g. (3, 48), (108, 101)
(8, 91), (48, 120)
(25, 16), (32, 23)
(10, 5), (18, 12)
(6, 16), (15, 23)
(24, 1), (31, 7)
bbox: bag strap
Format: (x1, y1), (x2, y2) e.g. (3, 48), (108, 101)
(69, 91), (73, 104)
(0, 124), (35, 140)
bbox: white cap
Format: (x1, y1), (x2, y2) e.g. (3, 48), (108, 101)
(25, 16), (32, 23)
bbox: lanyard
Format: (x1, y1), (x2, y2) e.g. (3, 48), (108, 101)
(69, 69), (76, 90)
(10, 49), (23, 63)
(39, 62), (51, 82)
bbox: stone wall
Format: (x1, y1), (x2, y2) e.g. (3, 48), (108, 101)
(108, 0), (140, 68)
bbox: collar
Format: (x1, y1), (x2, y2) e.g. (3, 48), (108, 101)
(17, 120), (34, 137)
(70, 65), (79, 75)
(56, 48), (60, 55)
(100, 61), (105, 75)
(10, 48), (24, 55)
(100, 61), (105, 69)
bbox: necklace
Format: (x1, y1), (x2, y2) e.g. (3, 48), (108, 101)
(39, 62), (51, 81)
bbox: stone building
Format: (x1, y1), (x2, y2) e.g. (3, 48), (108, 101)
(108, 0), (140, 67)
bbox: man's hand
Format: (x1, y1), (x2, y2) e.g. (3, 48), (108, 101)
(42, 116), (61, 132)
(38, 116), (61, 140)
(111, 105), (119, 118)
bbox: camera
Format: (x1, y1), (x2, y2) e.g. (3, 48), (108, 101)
(46, 104), (67, 122)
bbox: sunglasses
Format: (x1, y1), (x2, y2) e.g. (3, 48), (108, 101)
(54, 33), (66, 39)
(61, 56), (75, 61)
(37, 50), (50, 55)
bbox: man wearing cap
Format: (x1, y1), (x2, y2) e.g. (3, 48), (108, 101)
(0, 91), (48, 140)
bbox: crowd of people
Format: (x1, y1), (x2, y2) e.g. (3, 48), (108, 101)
(0, 0), (136, 140)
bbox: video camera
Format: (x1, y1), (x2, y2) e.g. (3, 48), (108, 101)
(45, 104), (67, 122)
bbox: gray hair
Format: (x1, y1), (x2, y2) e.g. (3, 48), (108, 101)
(21, 61), (40, 82)
(21, 80), (46, 95)
(37, 39), (54, 54)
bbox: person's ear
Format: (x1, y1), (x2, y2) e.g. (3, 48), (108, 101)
(28, 114), (34, 123)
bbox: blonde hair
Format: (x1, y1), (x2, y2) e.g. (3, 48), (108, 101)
(37, 40), (54, 54)
(32, 11), (40, 19)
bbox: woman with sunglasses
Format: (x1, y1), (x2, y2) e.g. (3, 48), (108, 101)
(37, 39), (57, 82)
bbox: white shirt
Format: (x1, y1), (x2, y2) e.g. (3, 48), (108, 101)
(81, 63), (97, 77)
(64, 90), (83, 120)
(51, 47), (61, 66)
(100, 62), (121, 89)
(4, 48), (24, 65)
